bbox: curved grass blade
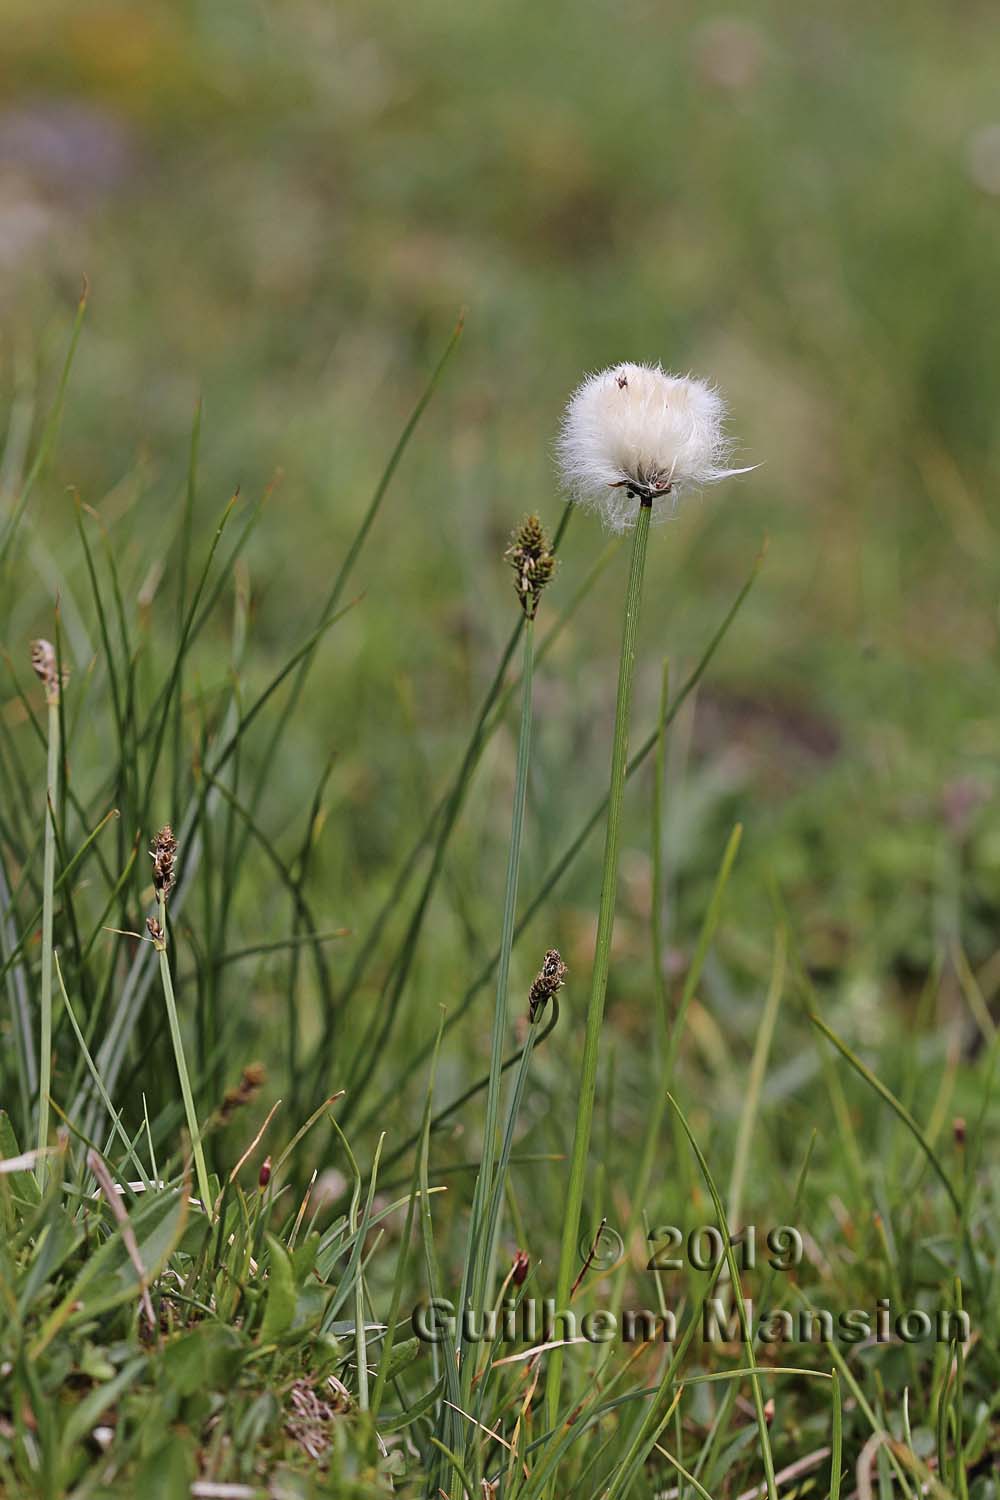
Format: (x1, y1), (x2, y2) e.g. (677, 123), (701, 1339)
(0, 809), (119, 991)
(54, 951), (149, 1186)
(199, 770), (335, 1034)
(320, 508), (593, 1086)
(170, 398), (201, 815)
(808, 1013), (960, 1214)
(666, 1091), (778, 1500)
(332, 505), (575, 1123)
(375, 995), (562, 1178)
(608, 824), (742, 1337)
(354, 546), (765, 1136)
(140, 488), (240, 813)
(86, 595), (362, 1109)
(0, 284), (88, 568)
(239, 317), (465, 888)
(727, 923), (786, 1229)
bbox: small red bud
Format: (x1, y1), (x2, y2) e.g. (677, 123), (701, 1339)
(258, 1155), (272, 1189)
(953, 1116), (966, 1147)
(512, 1250), (530, 1286)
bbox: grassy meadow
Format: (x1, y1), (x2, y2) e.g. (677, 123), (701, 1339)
(0, 0), (999, 1494)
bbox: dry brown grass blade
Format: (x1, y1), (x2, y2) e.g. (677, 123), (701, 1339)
(86, 1147), (156, 1333)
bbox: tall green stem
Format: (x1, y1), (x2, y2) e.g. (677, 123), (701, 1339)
(478, 620), (534, 1261)
(460, 617), (535, 1429)
(156, 893), (212, 1212)
(545, 498), (652, 1434)
(36, 697), (60, 1184)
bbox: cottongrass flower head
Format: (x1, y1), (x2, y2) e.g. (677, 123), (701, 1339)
(556, 361), (752, 532)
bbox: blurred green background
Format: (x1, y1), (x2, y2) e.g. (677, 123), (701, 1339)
(3, 0), (1000, 1112)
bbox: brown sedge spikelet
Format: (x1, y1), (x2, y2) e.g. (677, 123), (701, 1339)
(528, 947), (567, 1022)
(151, 824), (178, 901)
(218, 1061), (267, 1123)
(31, 638), (67, 703)
(505, 513), (556, 619)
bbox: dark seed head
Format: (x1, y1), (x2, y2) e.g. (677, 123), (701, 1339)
(528, 947), (567, 1021)
(219, 1061), (267, 1123)
(505, 515), (557, 620)
(31, 639), (66, 701)
(150, 825), (178, 900)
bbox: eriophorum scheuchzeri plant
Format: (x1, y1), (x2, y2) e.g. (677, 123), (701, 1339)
(545, 361), (754, 1434)
(6, 304), (986, 1494)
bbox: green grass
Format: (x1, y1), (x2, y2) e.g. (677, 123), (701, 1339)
(1, 0), (999, 1492)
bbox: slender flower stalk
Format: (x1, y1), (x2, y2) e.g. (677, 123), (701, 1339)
(149, 825), (212, 1212)
(32, 639), (63, 1185)
(601, 659), (670, 1348)
(481, 949), (566, 1277)
(544, 496), (653, 1430)
(454, 961), (564, 1481)
(468, 613), (533, 1293)
(473, 517), (556, 1258)
(458, 517), (555, 1443)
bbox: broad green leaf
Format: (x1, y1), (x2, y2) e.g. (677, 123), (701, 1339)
(384, 1335), (421, 1382)
(160, 1323), (244, 1398)
(132, 1433), (196, 1500)
(259, 1233), (296, 1341)
(291, 1230), (320, 1285)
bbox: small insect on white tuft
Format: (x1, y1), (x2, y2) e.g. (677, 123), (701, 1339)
(556, 361), (755, 532)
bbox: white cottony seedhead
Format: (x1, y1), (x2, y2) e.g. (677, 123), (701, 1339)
(556, 362), (753, 532)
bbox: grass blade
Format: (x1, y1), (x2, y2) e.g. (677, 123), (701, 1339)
(0, 284), (88, 568)
(355, 547), (764, 1137)
(808, 1012), (960, 1214)
(727, 924), (786, 1229)
(667, 1091), (778, 1500)
(465, 616), (535, 1342)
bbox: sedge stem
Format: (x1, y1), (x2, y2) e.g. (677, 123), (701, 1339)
(475, 619), (534, 1285)
(545, 498), (652, 1436)
(459, 614), (535, 1448)
(37, 696), (60, 1185)
(156, 893), (212, 1213)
